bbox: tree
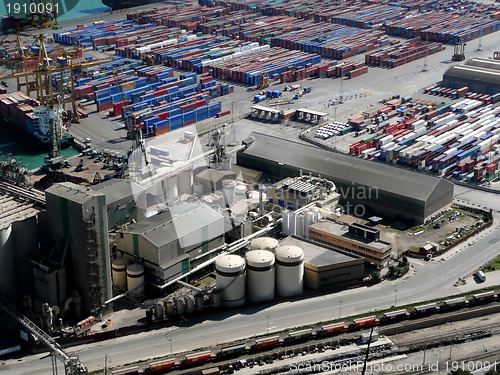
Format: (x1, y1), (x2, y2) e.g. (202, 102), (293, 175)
(449, 370), (472, 375)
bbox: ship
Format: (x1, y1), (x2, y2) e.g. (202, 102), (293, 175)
(102, 0), (167, 10)
(0, 91), (73, 147)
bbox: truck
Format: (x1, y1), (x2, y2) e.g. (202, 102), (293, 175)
(475, 270), (486, 282)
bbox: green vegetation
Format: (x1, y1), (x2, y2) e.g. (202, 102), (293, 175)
(485, 255), (500, 272)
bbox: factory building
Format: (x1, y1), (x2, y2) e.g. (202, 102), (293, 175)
(44, 179), (143, 316)
(280, 236), (364, 290)
(115, 203), (225, 287)
(266, 175), (339, 210)
(309, 220), (392, 265)
(237, 132), (453, 224)
(443, 57), (500, 95)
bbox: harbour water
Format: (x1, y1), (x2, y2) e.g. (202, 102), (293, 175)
(0, 119), (80, 171)
(0, 1), (109, 170)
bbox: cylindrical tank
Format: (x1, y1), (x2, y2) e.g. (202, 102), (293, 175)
(195, 293), (205, 311)
(305, 211), (315, 239)
(177, 169), (193, 195)
(155, 301), (164, 320)
(246, 250), (275, 302)
(250, 237), (279, 252)
(312, 208), (322, 221)
(295, 213), (304, 237)
(275, 246), (304, 296)
(165, 299), (174, 316)
(234, 213), (247, 227)
(211, 291), (221, 308)
(175, 296), (185, 314)
(222, 180), (236, 206)
(112, 258), (128, 292)
(288, 212), (296, 236)
(234, 185), (247, 201)
(166, 175), (178, 199)
(126, 264), (145, 299)
(186, 295), (195, 313)
(215, 255), (246, 307)
(282, 209), (290, 235)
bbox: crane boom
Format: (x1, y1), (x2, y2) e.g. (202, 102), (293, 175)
(0, 300), (88, 374)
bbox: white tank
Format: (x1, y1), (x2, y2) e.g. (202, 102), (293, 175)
(275, 246), (304, 296)
(250, 237), (279, 252)
(312, 208), (322, 221)
(166, 175), (178, 199)
(246, 250), (275, 302)
(305, 211), (315, 239)
(175, 296), (185, 314)
(234, 213), (247, 226)
(216, 255), (246, 307)
(295, 213), (304, 237)
(112, 258), (128, 292)
(177, 169), (193, 195)
(234, 185), (247, 201)
(126, 264), (145, 299)
(282, 209), (290, 235)
(288, 212), (296, 236)
(222, 180), (236, 206)
(186, 295), (195, 313)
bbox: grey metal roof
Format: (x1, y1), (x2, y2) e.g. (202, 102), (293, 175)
(238, 133), (449, 202)
(280, 236), (362, 267)
(91, 179), (142, 204)
(46, 182), (95, 204)
(443, 65), (500, 86)
(464, 57), (500, 71)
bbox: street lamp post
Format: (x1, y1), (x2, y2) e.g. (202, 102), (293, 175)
(393, 283), (398, 307)
(339, 300), (343, 319)
(165, 329), (173, 355)
(266, 315), (270, 334)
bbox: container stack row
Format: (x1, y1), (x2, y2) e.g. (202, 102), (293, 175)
(365, 39), (445, 69)
(204, 46), (321, 85)
(0, 92), (39, 134)
(348, 93), (500, 182)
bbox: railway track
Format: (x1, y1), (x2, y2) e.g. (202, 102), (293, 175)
(0, 181), (46, 206)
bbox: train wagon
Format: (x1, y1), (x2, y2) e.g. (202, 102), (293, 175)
(319, 322), (347, 336)
(284, 328), (314, 343)
(473, 291), (496, 304)
(184, 351), (213, 366)
(442, 297), (468, 310)
(252, 336), (281, 350)
(148, 359), (176, 373)
(217, 343), (247, 359)
(413, 303), (439, 315)
(382, 309), (409, 322)
(112, 366), (139, 375)
(351, 316), (379, 329)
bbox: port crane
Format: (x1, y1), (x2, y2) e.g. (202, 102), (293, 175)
(0, 300), (88, 375)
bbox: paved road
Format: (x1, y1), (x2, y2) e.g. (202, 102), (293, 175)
(5, 190), (500, 374)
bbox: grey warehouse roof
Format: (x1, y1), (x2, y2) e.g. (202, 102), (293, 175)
(443, 65), (500, 87)
(464, 57), (500, 71)
(238, 132), (449, 203)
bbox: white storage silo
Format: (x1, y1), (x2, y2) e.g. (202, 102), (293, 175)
(246, 250), (275, 302)
(222, 180), (236, 206)
(112, 258), (128, 292)
(234, 185), (247, 201)
(295, 213), (304, 237)
(127, 264), (145, 299)
(250, 237), (279, 252)
(177, 169), (193, 195)
(215, 255), (246, 307)
(304, 210), (315, 239)
(312, 208), (322, 221)
(282, 209), (290, 235)
(275, 246), (304, 296)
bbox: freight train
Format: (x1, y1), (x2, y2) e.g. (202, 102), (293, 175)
(111, 291), (497, 374)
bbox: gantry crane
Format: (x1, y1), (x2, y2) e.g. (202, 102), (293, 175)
(0, 300), (88, 375)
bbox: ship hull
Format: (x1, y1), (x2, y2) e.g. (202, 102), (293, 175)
(102, 0), (166, 10)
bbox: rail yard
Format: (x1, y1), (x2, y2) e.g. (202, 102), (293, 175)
(1, 0), (500, 374)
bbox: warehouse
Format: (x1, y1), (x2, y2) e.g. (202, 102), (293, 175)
(237, 133), (454, 224)
(280, 236), (364, 290)
(309, 220), (392, 265)
(442, 57), (500, 95)
(115, 203), (225, 286)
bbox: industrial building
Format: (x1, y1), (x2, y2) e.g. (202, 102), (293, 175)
(237, 132), (454, 223)
(115, 203), (225, 287)
(280, 236), (364, 290)
(443, 57), (500, 95)
(308, 220), (392, 265)
(44, 179), (143, 316)
(266, 175), (340, 210)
